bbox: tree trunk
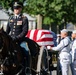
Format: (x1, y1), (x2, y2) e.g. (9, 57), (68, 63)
(36, 14), (42, 29)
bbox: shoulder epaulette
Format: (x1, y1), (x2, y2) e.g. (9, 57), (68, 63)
(22, 15), (26, 18)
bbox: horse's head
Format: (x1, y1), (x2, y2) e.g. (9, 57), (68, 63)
(0, 28), (15, 74)
(0, 27), (24, 75)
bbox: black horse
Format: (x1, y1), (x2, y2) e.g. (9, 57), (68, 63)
(0, 28), (40, 75)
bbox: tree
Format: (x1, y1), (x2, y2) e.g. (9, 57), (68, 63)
(0, 0), (26, 10)
(0, 0), (76, 30)
(24, 0), (76, 26)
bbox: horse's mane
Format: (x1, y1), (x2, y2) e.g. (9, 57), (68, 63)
(0, 28), (16, 57)
(0, 29), (12, 40)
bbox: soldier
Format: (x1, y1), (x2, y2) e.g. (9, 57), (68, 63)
(6, 1), (29, 64)
(56, 34), (61, 45)
(70, 30), (76, 75)
(47, 29), (72, 75)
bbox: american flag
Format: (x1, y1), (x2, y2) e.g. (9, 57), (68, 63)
(26, 29), (54, 47)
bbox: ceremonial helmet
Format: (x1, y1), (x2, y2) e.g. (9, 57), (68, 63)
(13, 1), (23, 9)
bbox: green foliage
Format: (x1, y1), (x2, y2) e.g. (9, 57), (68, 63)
(24, 0), (76, 25)
(43, 17), (51, 25)
(0, 0), (25, 9)
(0, 0), (76, 25)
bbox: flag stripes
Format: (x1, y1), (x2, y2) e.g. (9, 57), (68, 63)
(26, 29), (54, 47)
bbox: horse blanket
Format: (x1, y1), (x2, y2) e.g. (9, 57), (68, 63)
(26, 29), (54, 47)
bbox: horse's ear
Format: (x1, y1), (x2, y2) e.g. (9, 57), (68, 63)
(1, 27), (3, 30)
(0, 24), (3, 29)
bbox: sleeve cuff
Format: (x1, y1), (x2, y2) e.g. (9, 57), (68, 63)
(47, 46), (51, 49)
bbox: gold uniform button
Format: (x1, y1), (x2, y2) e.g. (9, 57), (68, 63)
(14, 26), (15, 28)
(12, 32), (14, 34)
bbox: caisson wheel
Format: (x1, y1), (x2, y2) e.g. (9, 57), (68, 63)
(36, 46), (50, 75)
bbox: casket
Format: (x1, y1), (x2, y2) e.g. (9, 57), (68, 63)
(26, 29), (54, 47)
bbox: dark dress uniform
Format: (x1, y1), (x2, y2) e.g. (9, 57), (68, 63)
(6, 13), (29, 57)
(6, 14), (28, 42)
(6, 13), (29, 67)
(6, 1), (30, 71)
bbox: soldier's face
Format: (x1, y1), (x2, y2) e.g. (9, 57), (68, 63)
(72, 33), (76, 39)
(61, 32), (67, 38)
(14, 8), (22, 15)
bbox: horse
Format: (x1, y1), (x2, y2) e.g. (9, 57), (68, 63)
(0, 28), (40, 75)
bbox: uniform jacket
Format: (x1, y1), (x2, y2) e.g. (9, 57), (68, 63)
(52, 37), (71, 63)
(71, 39), (76, 62)
(6, 14), (28, 41)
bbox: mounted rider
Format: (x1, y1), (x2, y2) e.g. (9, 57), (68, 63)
(6, 1), (29, 67)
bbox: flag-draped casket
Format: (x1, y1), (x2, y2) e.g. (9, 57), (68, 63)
(26, 29), (54, 47)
